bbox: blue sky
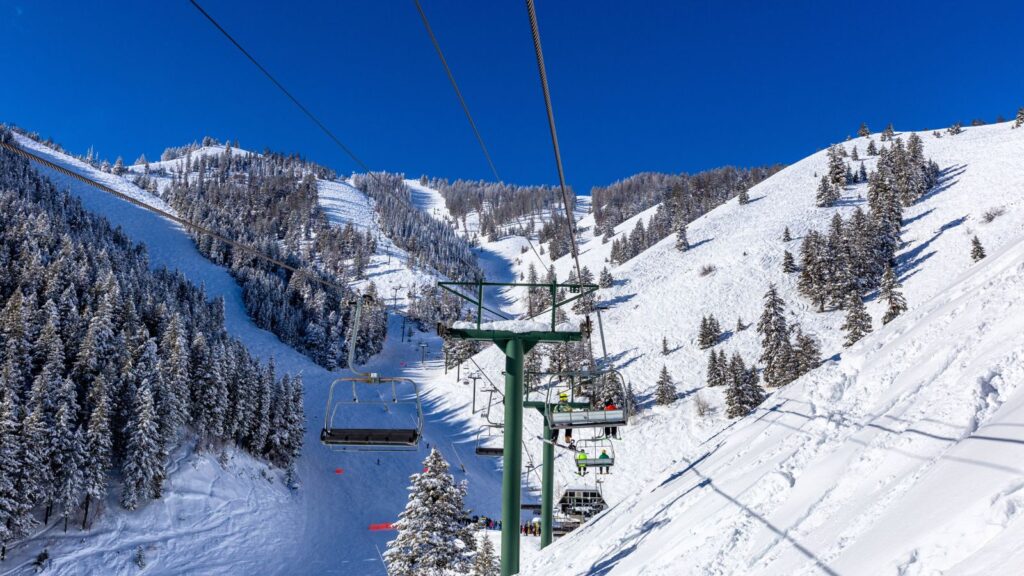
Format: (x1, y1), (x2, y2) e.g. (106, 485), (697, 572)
(2, 1), (1022, 193)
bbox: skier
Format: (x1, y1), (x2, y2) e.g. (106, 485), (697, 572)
(603, 398), (619, 439)
(554, 392), (575, 448)
(576, 449), (588, 476)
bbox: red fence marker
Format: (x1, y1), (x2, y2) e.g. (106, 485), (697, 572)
(369, 523), (395, 531)
(334, 468), (344, 475)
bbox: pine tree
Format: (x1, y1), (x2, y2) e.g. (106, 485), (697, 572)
(725, 355), (764, 418)
(782, 250), (796, 273)
(947, 121), (963, 136)
(82, 375), (111, 529)
(51, 376), (84, 531)
(706, 350), (721, 387)
(737, 188), (750, 205)
(827, 145), (847, 191)
(841, 293), (872, 347)
(757, 285), (794, 387)
(662, 336), (670, 355)
(857, 122), (870, 138)
(1015, 107), (1024, 129)
(121, 375), (160, 511)
(882, 123), (895, 141)
(879, 264), (907, 325)
(655, 366), (676, 405)
(0, 376), (25, 558)
(971, 236), (986, 262)
(698, 315), (720, 349)
(782, 227), (792, 242)
(598, 266), (613, 289)
(851, 146), (859, 162)
(791, 328), (821, 377)
(384, 449), (473, 576)
(866, 139), (878, 156)
(816, 175), (837, 208)
(675, 222), (689, 251)
(470, 532), (499, 576)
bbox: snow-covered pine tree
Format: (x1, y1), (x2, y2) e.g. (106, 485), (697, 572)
(675, 221), (689, 251)
(598, 266), (613, 289)
(737, 187), (750, 205)
(841, 293), (872, 347)
(782, 227), (792, 242)
(791, 327), (821, 377)
(971, 236), (986, 262)
(851, 146), (859, 161)
(51, 376), (85, 531)
(816, 175), (836, 208)
(827, 145), (847, 191)
(121, 374), (160, 511)
(1015, 107), (1024, 129)
(0, 374), (24, 559)
(82, 375), (111, 529)
(698, 316), (719, 349)
(662, 336), (670, 355)
(470, 532), (499, 576)
(783, 250), (796, 273)
(866, 139), (878, 155)
(725, 355), (764, 418)
(384, 449), (473, 576)
(706, 350), (720, 387)
(757, 285), (794, 387)
(881, 123), (895, 141)
(880, 264), (907, 325)
(654, 365), (676, 405)
(857, 122), (870, 137)
(947, 122), (963, 136)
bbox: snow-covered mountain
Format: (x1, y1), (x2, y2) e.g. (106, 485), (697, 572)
(2, 133), (506, 575)
(5, 116), (1024, 576)
(504, 122), (1024, 574)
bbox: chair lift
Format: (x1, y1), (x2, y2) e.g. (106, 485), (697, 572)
(544, 369), (630, 430)
(557, 482), (607, 521)
(320, 294), (424, 451)
(474, 424), (504, 457)
(573, 435), (615, 471)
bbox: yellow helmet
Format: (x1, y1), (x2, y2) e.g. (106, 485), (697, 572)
(559, 392), (568, 401)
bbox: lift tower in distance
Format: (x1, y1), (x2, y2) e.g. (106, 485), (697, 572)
(438, 279), (597, 576)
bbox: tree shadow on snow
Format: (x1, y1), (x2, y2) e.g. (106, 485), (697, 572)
(600, 293), (636, 308)
(896, 215), (967, 278)
(919, 164), (967, 203)
(688, 238), (713, 250)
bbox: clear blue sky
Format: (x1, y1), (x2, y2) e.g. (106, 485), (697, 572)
(2, 1), (1022, 193)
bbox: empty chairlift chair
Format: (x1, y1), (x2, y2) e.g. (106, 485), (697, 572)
(320, 376), (424, 451)
(475, 425), (504, 457)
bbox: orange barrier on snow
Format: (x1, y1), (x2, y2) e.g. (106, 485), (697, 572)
(369, 523), (395, 531)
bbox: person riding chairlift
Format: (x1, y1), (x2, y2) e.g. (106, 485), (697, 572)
(554, 391), (575, 449)
(597, 448), (610, 475)
(603, 398), (619, 439)
(576, 449), (588, 476)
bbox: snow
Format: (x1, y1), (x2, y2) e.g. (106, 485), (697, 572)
(452, 320), (580, 333)
(9, 117), (1024, 574)
(5, 136), (509, 575)
(317, 178), (438, 305)
(515, 122), (1024, 574)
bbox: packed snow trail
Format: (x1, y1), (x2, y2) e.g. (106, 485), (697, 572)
(5, 134), (506, 575)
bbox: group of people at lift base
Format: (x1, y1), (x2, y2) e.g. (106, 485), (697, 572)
(552, 392), (619, 476)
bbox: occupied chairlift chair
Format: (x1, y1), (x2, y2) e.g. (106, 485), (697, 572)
(544, 369), (629, 430)
(320, 295), (424, 451)
(574, 436), (615, 471)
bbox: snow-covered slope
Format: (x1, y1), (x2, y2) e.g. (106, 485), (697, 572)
(508, 122), (1024, 574)
(4, 134), (505, 575)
